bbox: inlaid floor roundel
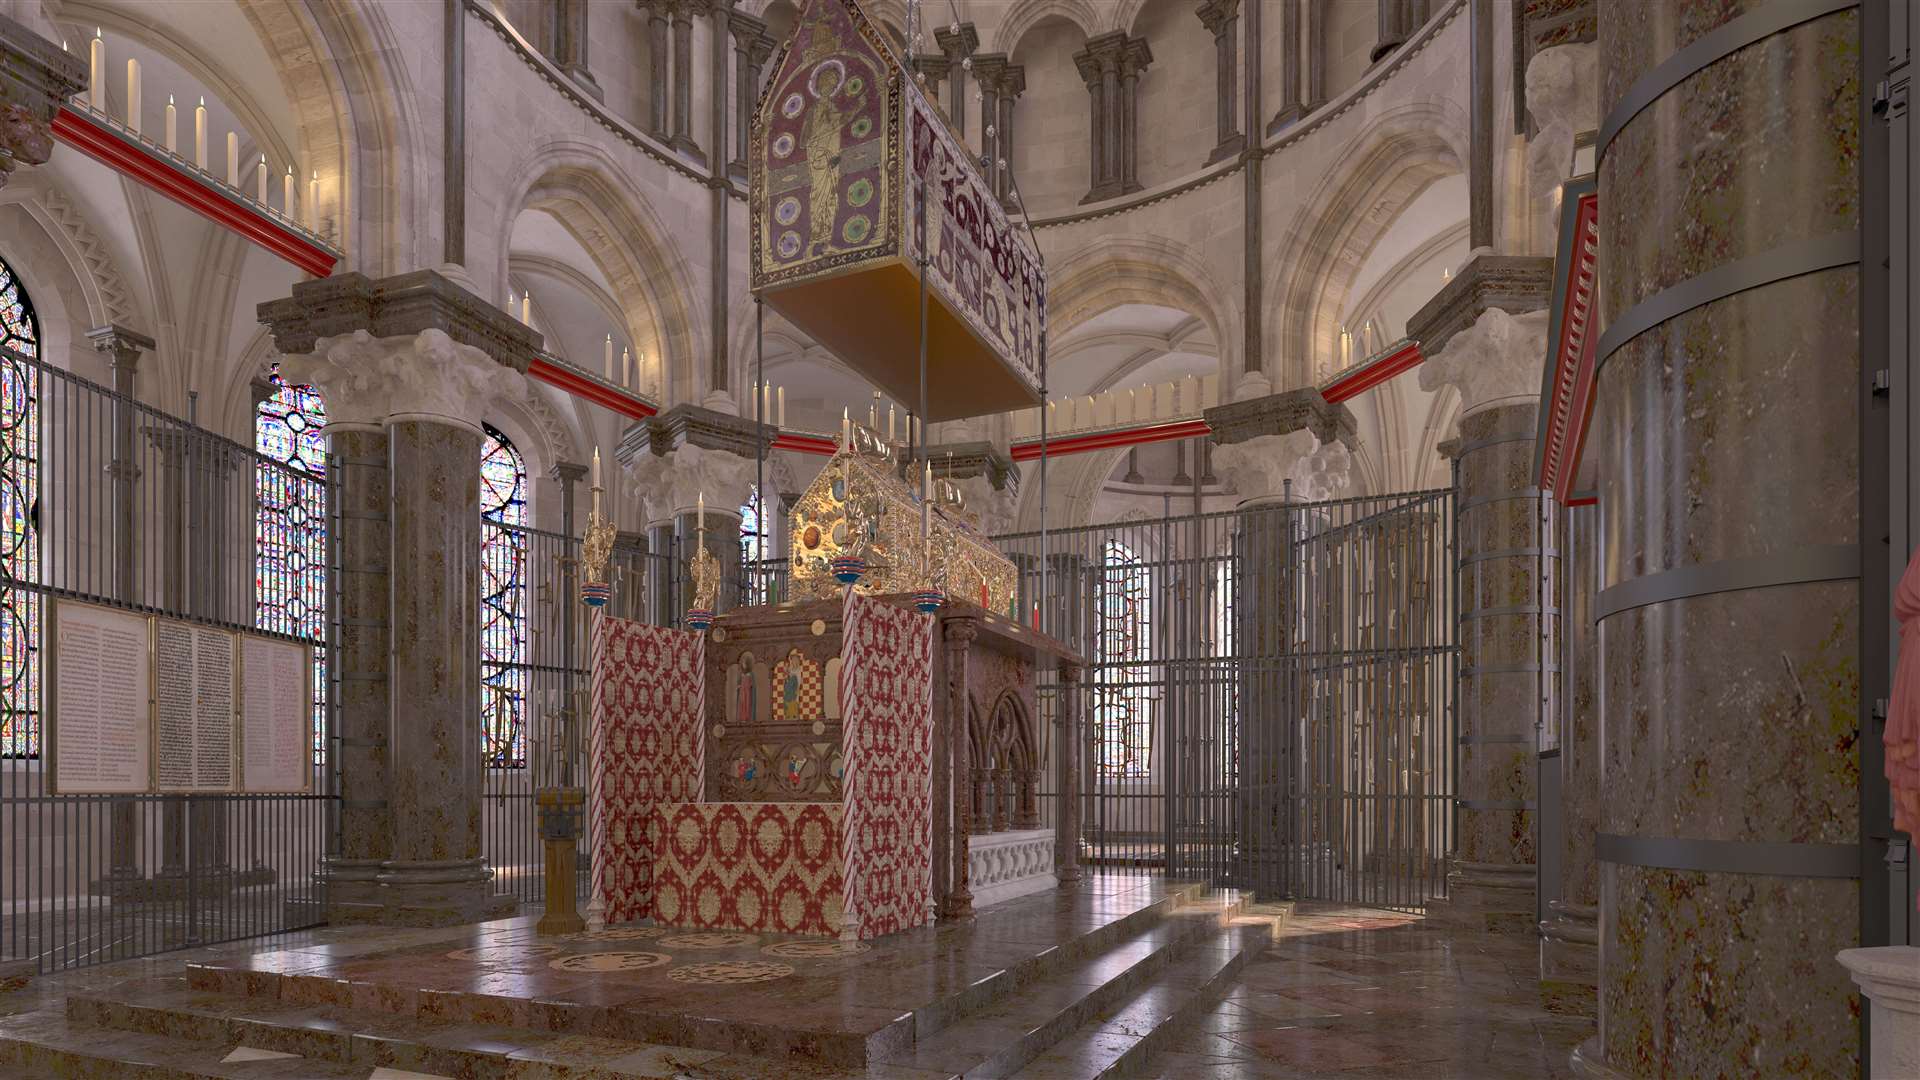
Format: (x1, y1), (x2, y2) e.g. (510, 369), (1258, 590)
(760, 939), (871, 959)
(444, 943), (564, 962)
(547, 951), (673, 973)
(564, 926), (667, 941)
(660, 931), (761, 949)
(665, 960), (795, 984)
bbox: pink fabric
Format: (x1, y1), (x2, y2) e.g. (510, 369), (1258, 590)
(839, 592), (935, 940)
(590, 616), (706, 924)
(1888, 548), (1920, 856)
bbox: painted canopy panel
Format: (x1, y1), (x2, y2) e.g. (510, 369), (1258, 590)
(750, 0), (1046, 421)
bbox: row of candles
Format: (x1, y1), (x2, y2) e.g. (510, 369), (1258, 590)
(78, 30), (317, 228)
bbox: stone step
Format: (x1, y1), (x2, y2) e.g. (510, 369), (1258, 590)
(1009, 912), (1284, 1080)
(876, 889), (1256, 1079)
(0, 1006), (370, 1079)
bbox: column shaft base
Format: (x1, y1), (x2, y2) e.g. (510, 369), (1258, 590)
(1539, 901), (1598, 1017)
(1425, 860), (1535, 935)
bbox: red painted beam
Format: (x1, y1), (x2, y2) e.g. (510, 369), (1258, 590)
(1538, 188), (1601, 503)
(52, 106), (337, 278)
(772, 432), (838, 455)
(527, 355), (658, 421)
(1320, 338), (1424, 403)
(1010, 418), (1212, 461)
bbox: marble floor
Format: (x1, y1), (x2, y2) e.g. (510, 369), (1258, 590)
(1150, 905), (1596, 1079)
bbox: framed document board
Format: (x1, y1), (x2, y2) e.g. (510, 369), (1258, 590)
(48, 599), (313, 795)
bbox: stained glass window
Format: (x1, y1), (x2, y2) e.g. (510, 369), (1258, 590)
(480, 423), (529, 768)
(740, 486), (771, 603)
(0, 257), (39, 758)
(1094, 539), (1152, 778)
(255, 370), (329, 759)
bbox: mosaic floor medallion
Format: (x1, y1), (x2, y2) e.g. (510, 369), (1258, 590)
(445, 943), (563, 962)
(548, 951), (672, 973)
(565, 927), (667, 942)
(760, 939), (871, 959)
(665, 960), (794, 984)
(660, 932), (760, 950)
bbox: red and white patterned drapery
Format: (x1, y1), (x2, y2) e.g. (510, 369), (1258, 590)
(590, 615), (705, 924)
(838, 592), (935, 939)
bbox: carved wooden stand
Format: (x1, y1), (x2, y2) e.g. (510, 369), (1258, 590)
(534, 787), (586, 936)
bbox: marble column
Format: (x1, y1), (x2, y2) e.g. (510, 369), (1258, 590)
(553, 0), (603, 102)
(1590, 3), (1861, 1075)
(670, 1), (705, 164)
(0, 13), (85, 190)
(1055, 661), (1084, 883)
(1371, 0), (1410, 62)
(1117, 38), (1150, 195)
(1073, 37), (1113, 202)
(1306, 0), (1328, 109)
(972, 53), (1006, 193)
(1414, 298), (1551, 936)
(1268, 0), (1305, 133)
(262, 271), (541, 926)
(933, 23), (978, 138)
(726, 11), (772, 181)
(641, 0), (671, 139)
(1197, 0), (1244, 164)
(996, 66), (1024, 208)
(1540, 496), (1597, 1016)
(621, 413), (759, 613)
(942, 617), (977, 919)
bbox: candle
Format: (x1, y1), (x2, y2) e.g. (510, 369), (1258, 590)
(309, 171), (318, 229)
(283, 166), (293, 218)
(622, 348), (631, 389)
(226, 131), (238, 185)
(125, 58), (140, 134)
(521, 292), (531, 324)
(697, 492), (705, 533)
(256, 155), (267, 203)
(763, 381), (772, 424)
(868, 392), (878, 429)
(603, 334), (613, 380)
(591, 448), (602, 516)
(88, 30), (103, 112)
(164, 95), (176, 153)
(777, 386), (786, 427)
(888, 404), (895, 443)
(194, 98), (206, 169)
(842, 407), (849, 449)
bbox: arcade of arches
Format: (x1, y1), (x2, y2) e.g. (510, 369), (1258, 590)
(0, 0), (1907, 1077)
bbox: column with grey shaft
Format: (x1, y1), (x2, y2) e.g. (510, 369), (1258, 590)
(1371, 0), (1408, 61)
(726, 10), (770, 181)
(942, 617), (977, 919)
(1588, 1), (1862, 1074)
(1268, 0), (1304, 132)
(670, 0), (705, 164)
(1197, 0), (1243, 164)
(642, 0), (671, 139)
(996, 66), (1024, 208)
(1118, 38), (1150, 195)
(1055, 661), (1083, 883)
(1539, 494), (1596, 1016)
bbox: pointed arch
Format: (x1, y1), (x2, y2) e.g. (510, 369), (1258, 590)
(1266, 101), (1468, 389)
(1047, 234), (1240, 382)
(995, 0), (1101, 51)
(493, 137), (706, 407)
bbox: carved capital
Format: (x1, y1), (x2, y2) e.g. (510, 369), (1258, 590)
(276, 328), (528, 433)
(0, 14), (86, 189)
(623, 442), (757, 527)
(1417, 307), (1551, 422)
(943, 617), (980, 649)
(726, 9), (767, 46)
(934, 22), (979, 62)
(1211, 429), (1353, 506)
(1404, 254), (1552, 358)
(258, 270), (542, 373)
(1196, 0), (1241, 37)
(86, 324), (156, 375)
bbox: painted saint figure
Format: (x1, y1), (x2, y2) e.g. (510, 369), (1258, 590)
(803, 64), (847, 255)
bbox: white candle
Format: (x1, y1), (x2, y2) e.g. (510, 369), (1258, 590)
(283, 166), (294, 217)
(164, 95), (176, 153)
(697, 492), (705, 533)
(777, 386), (786, 427)
(622, 348), (631, 389)
(591, 448), (602, 516)
(194, 98), (207, 169)
(521, 293), (531, 324)
(763, 381), (772, 423)
(309, 171), (318, 228)
(842, 407), (849, 449)
(125, 58), (140, 134)
(226, 131), (238, 185)
(88, 30), (103, 112)
(256, 155), (267, 203)
(888, 405), (895, 443)
(603, 334), (613, 380)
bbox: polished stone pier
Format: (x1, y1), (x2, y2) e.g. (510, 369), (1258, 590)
(1539, 496), (1597, 1016)
(1591, 2), (1862, 1074)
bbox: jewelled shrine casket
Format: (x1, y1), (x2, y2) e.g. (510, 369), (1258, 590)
(786, 438), (1018, 615)
(750, 0), (1046, 421)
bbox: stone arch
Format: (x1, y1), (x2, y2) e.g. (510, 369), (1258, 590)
(235, 0), (420, 274)
(1266, 101), (1468, 388)
(995, 0), (1101, 52)
(493, 138), (706, 405)
(1047, 234), (1240, 381)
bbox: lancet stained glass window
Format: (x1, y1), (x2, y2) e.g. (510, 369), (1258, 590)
(741, 486), (771, 603)
(1094, 538), (1153, 778)
(0, 258), (39, 758)
(254, 369), (329, 758)
(480, 423), (529, 768)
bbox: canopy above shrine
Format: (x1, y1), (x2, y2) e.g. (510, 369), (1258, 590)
(749, 0), (1047, 422)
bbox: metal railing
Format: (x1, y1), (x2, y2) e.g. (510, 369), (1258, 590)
(0, 348), (335, 972)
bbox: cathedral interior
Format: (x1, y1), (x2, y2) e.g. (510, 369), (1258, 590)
(0, 0), (1909, 1077)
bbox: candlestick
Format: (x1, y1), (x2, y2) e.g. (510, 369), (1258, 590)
(194, 98), (206, 169)
(603, 334), (613, 380)
(256, 155), (267, 203)
(164, 95), (176, 153)
(88, 30), (103, 112)
(777, 386), (785, 427)
(125, 57), (140, 134)
(226, 131), (238, 186)
(869, 391), (878, 430)
(283, 166), (293, 218)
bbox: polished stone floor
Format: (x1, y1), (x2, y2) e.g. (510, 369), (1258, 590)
(1149, 906), (1596, 1079)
